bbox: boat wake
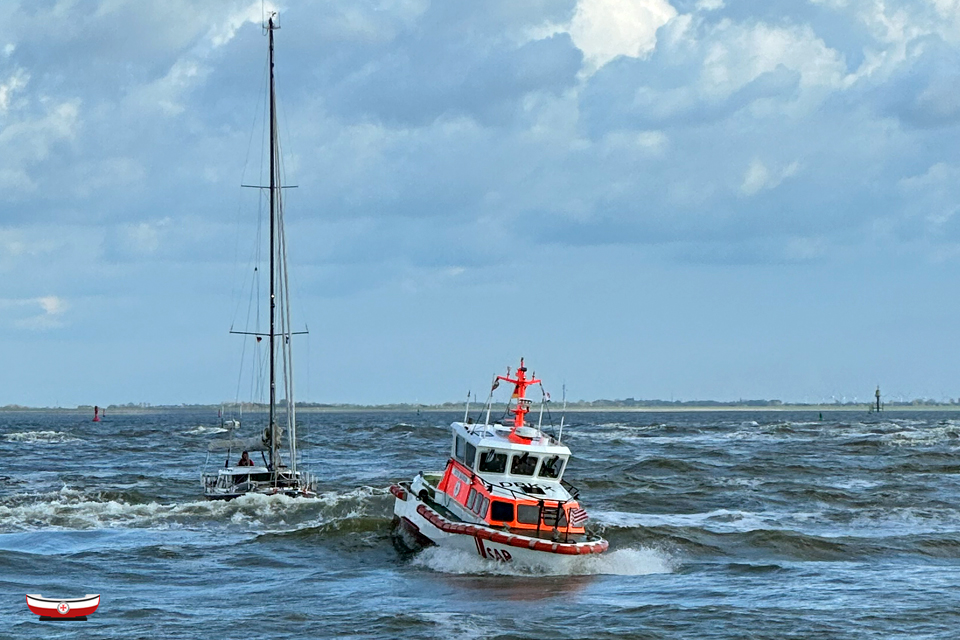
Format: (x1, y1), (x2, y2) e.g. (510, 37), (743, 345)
(410, 546), (674, 576)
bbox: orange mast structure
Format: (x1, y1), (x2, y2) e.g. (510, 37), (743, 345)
(496, 358), (541, 431)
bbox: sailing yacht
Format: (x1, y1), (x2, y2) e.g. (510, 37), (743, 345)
(201, 13), (316, 500)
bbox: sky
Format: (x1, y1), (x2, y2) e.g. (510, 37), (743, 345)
(3, 0), (960, 406)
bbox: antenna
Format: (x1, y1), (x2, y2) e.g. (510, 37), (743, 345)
(558, 383), (567, 442)
(262, 7), (280, 34)
(537, 389), (545, 433)
(484, 375), (495, 427)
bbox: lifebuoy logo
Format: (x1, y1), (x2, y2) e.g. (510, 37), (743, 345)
(56, 602), (70, 615)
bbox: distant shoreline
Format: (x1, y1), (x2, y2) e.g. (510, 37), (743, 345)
(3, 403), (959, 413)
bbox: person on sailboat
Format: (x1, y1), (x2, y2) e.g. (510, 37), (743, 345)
(238, 451), (254, 467)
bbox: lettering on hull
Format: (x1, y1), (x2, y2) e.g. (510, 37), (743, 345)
(474, 537), (513, 562)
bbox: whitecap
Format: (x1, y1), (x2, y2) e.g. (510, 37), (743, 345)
(184, 425), (229, 435)
(0, 485), (390, 533)
(3, 431), (81, 444)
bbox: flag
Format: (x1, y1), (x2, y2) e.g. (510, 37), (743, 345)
(569, 507), (589, 526)
(512, 384), (520, 398)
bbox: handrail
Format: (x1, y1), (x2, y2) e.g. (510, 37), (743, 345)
(560, 478), (580, 499)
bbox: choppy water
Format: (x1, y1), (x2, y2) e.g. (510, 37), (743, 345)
(3, 409), (960, 639)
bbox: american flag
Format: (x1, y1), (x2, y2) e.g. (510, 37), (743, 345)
(569, 507), (589, 526)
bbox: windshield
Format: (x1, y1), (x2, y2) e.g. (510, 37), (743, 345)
(478, 449), (507, 473)
(510, 453), (538, 476)
(538, 455), (565, 479)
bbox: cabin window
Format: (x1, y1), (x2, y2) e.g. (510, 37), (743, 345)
(251, 473), (272, 482)
(516, 504), (540, 525)
(455, 436), (466, 461)
(510, 453), (538, 476)
(538, 455), (564, 479)
(545, 508), (568, 528)
(233, 474), (249, 484)
(479, 449), (507, 473)
(490, 500), (514, 522)
(466, 489), (489, 517)
(464, 442), (477, 467)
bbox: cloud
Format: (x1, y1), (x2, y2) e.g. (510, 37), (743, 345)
(0, 97), (80, 196)
(323, 22), (582, 125)
(696, 0), (724, 10)
(0, 295), (68, 330)
(569, 0), (678, 72)
(0, 66), (27, 112)
(740, 158), (800, 196)
(895, 162), (960, 239)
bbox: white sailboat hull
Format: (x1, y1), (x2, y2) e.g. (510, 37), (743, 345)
(201, 465), (316, 500)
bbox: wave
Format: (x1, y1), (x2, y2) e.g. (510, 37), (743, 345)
(183, 426), (228, 435)
(410, 546), (674, 576)
(3, 430), (82, 444)
(883, 424), (960, 447)
(594, 504), (960, 537)
(0, 485), (392, 534)
(592, 508), (813, 534)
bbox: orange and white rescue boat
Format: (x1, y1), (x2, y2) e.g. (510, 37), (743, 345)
(391, 359), (607, 566)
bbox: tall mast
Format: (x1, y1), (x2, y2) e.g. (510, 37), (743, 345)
(267, 14), (278, 471)
(497, 358), (541, 432)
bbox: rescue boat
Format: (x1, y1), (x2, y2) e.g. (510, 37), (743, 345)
(26, 594), (100, 620)
(391, 359), (608, 566)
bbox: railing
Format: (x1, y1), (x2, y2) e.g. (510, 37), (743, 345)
(560, 478), (580, 499)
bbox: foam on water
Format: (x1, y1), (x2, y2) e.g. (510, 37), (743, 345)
(883, 423), (960, 446)
(184, 425), (228, 435)
(593, 508), (825, 534)
(0, 485), (389, 533)
(411, 545), (674, 576)
(595, 504), (960, 540)
(3, 430), (82, 444)
(412, 612), (489, 640)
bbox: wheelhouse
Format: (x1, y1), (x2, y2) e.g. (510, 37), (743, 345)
(424, 420), (586, 542)
(450, 423), (569, 483)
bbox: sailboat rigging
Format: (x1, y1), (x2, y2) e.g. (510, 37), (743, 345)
(201, 12), (316, 500)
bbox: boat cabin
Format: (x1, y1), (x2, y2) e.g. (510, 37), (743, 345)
(203, 465), (271, 496)
(419, 421), (587, 542)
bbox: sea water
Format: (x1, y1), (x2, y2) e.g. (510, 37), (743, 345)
(2, 410), (959, 639)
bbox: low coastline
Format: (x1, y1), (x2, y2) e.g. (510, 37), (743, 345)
(3, 403), (958, 413)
